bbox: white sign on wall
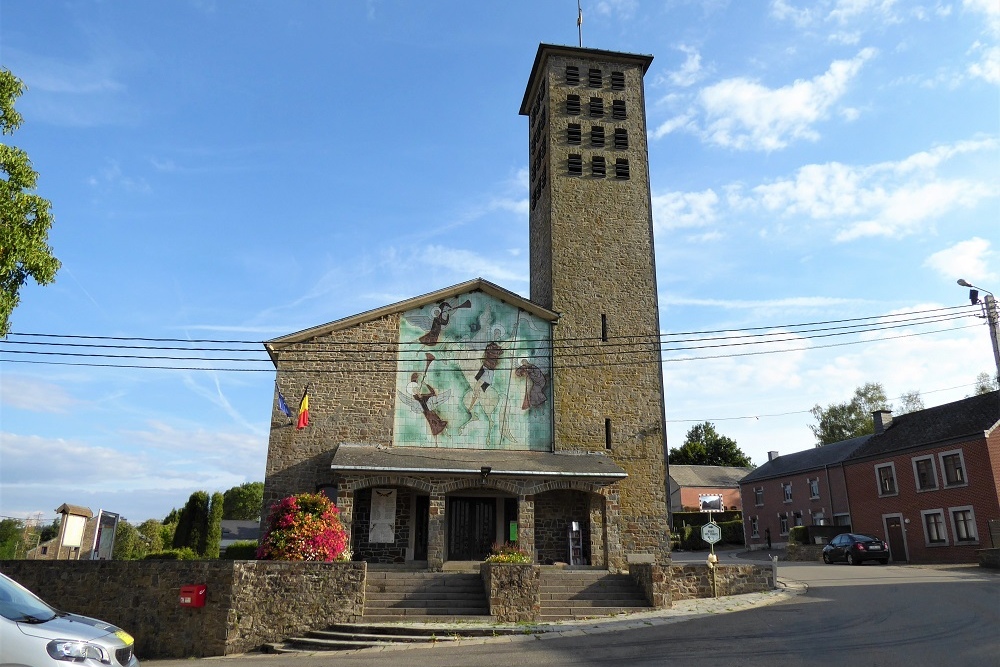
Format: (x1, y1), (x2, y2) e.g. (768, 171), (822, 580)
(369, 489), (397, 543)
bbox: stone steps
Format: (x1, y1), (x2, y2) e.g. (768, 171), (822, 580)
(538, 571), (650, 621)
(363, 571), (491, 619)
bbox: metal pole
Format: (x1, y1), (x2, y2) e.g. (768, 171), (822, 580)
(984, 294), (1000, 386)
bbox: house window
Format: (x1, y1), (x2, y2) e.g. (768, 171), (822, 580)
(793, 511), (803, 527)
(754, 487), (763, 506)
(778, 513), (789, 535)
(750, 516), (759, 538)
(612, 100), (627, 120)
(782, 483), (792, 502)
(876, 463), (898, 496)
(808, 478), (820, 499)
(41, 546), (48, 555)
(588, 68), (602, 87)
(566, 65), (580, 85)
(589, 97), (604, 117)
(913, 456), (938, 491)
(567, 123), (582, 145)
(611, 71), (625, 90)
(812, 511), (826, 525)
(613, 128), (628, 149)
(940, 450), (966, 487)
(567, 94), (581, 115)
(614, 158), (630, 179)
(568, 154), (583, 176)
(921, 509), (948, 545)
(591, 125), (605, 147)
(950, 506), (977, 543)
(592, 156), (606, 178)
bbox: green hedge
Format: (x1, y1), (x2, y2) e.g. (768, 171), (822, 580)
(789, 526), (807, 545)
(143, 547), (199, 560)
(222, 541), (259, 560)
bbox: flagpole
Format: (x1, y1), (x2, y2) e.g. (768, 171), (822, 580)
(577, 1), (583, 47)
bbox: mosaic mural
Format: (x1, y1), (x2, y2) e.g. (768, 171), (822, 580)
(394, 291), (553, 450)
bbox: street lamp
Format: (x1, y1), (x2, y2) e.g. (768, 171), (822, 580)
(957, 279), (1000, 389)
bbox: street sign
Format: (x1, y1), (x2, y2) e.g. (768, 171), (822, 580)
(701, 521), (722, 544)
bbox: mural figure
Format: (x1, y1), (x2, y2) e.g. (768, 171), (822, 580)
(397, 354), (450, 436)
(458, 307), (518, 446)
(515, 359), (548, 410)
(405, 299), (472, 346)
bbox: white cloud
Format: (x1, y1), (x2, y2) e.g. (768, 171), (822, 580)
(924, 237), (998, 283)
(828, 0), (899, 24)
(0, 376), (78, 413)
(651, 189), (720, 231)
(667, 45), (705, 88)
(684, 49), (876, 151)
(418, 245), (528, 285)
(967, 42), (1000, 84)
(964, 0), (1000, 36)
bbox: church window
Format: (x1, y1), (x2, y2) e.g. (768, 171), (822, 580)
(592, 156), (606, 178)
(591, 125), (605, 147)
(589, 97), (604, 117)
(568, 154), (583, 176)
(567, 123), (582, 145)
(611, 71), (625, 90)
(567, 94), (581, 115)
(614, 128), (628, 150)
(566, 65), (580, 85)
(605, 419), (612, 449)
(612, 100), (627, 120)
(588, 68), (602, 87)
(615, 158), (630, 179)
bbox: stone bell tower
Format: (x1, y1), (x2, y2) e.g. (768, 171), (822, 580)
(520, 44), (669, 561)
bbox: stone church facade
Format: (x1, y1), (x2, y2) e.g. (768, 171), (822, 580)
(262, 44), (669, 571)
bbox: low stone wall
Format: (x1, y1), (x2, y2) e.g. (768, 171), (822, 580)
(482, 562), (540, 622)
(0, 560), (365, 659)
(977, 548), (1000, 568)
(786, 543), (824, 561)
(627, 562), (671, 608)
(669, 563), (774, 600)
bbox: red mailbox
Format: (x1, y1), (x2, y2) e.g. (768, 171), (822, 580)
(179, 584), (206, 608)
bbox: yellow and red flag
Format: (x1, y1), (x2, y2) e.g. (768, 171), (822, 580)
(296, 391), (310, 430)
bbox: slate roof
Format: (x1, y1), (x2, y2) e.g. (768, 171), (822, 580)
(330, 443), (627, 480)
(739, 435), (872, 484)
(669, 464), (752, 488)
(846, 390), (1000, 461)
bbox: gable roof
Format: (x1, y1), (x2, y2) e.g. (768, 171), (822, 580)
(739, 434), (872, 484)
(669, 464), (752, 488)
(846, 390), (1000, 461)
(265, 278), (558, 362)
(54, 503), (93, 518)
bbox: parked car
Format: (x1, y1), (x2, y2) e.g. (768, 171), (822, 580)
(0, 571), (139, 665)
(822, 533), (890, 565)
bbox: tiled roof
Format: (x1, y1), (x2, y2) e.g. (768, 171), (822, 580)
(330, 443), (627, 480)
(669, 464), (752, 488)
(847, 390), (1000, 461)
(739, 435), (872, 484)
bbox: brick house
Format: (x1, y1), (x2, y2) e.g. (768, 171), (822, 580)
(738, 436), (870, 550)
(262, 45), (671, 571)
(668, 464), (752, 514)
(842, 390), (1000, 564)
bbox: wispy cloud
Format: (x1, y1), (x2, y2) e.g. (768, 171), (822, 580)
(924, 237), (998, 283)
(0, 376), (78, 413)
(653, 49), (876, 150)
(652, 189), (719, 231)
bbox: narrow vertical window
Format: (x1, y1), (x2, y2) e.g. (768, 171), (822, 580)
(605, 418), (612, 449)
(601, 314), (608, 341)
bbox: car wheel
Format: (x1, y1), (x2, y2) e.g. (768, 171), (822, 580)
(847, 552), (859, 565)
(823, 552), (831, 564)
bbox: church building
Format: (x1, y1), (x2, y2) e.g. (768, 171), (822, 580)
(262, 44), (669, 571)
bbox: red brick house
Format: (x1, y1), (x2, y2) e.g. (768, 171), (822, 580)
(738, 436), (869, 550)
(668, 464), (751, 514)
(842, 391), (1000, 564)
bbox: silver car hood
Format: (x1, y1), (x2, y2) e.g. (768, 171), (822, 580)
(16, 612), (122, 643)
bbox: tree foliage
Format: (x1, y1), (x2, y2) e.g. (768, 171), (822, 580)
(0, 68), (60, 336)
(974, 371), (999, 395)
(172, 491), (210, 554)
(810, 382), (891, 445)
(668, 422), (753, 467)
(204, 492), (225, 559)
(222, 481), (264, 520)
(0, 518), (23, 559)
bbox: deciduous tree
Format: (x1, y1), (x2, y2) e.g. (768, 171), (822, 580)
(222, 481), (264, 520)
(0, 69), (59, 335)
(669, 422), (753, 467)
(810, 382), (890, 445)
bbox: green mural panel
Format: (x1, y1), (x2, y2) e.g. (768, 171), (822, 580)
(393, 291), (553, 451)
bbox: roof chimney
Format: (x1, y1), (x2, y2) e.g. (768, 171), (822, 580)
(767, 451), (779, 461)
(873, 410), (893, 434)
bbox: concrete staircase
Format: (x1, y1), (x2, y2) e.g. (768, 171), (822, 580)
(362, 569), (491, 622)
(539, 569), (651, 621)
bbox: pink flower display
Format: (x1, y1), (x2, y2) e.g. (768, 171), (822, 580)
(256, 493), (349, 561)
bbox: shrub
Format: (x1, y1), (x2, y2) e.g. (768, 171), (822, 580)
(143, 547), (199, 560)
(257, 493), (348, 561)
(680, 525), (708, 551)
(788, 525), (808, 545)
(221, 541), (259, 560)
(484, 542), (532, 564)
(720, 520), (745, 545)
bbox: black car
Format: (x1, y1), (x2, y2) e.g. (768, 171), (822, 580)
(822, 533), (890, 565)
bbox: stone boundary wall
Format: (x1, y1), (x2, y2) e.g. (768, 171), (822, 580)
(786, 543), (825, 561)
(627, 562), (671, 608)
(0, 560), (365, 659)
(482, 562), (540, 622)
(669, 564), (774, 600)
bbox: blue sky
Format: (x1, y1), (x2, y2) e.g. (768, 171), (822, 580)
(1, 1), (997, 525)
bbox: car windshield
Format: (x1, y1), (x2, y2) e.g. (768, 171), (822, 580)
(854, 535), (879, 543)
(0, 574), (57, 623)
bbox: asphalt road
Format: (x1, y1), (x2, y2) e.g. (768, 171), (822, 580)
(146, 560), (1000, 667)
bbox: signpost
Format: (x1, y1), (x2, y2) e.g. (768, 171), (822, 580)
(701, 520), (722, 599)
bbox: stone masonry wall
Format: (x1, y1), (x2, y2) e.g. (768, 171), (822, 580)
(0, 560), (365, 659)
(482, 562), (540, 622)
(534, 489), (591, 564)
(627, 562), (671, 608)
(669, 563), (774, 600)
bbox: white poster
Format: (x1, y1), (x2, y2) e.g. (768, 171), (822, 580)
(369, 489), (396, 543)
